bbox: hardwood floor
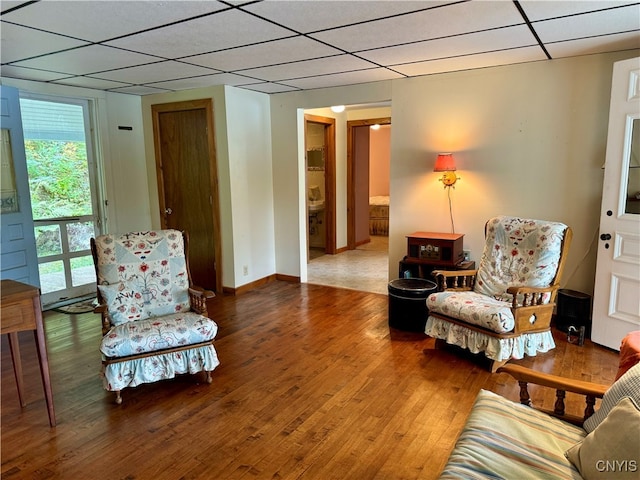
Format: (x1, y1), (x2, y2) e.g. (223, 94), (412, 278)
(1, 281), (619, 479)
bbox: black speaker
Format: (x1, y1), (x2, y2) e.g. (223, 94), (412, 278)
(555, 289), (592, 339)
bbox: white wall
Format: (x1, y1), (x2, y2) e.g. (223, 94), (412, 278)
(388, 53), (633, 295)
(224, 86), (275, 287)
(103, 92), (149, 232)
(271, 50), (639, 295)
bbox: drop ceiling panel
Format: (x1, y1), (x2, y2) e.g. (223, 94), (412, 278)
(238, 55), (377, 82)
(519, 0), (638, 21)
(0, 65), (68, 82)
(110, 85), (172, 96)
(359, 25), (535, 66)
(147, 72), (256, 90)
(12, 45), (161, 75)
(392, 46), (547, 77)
(241, 0), (451, 33)
(284, 67), (403, 90)
(1, 0), (637, 95)
(88, 60), (220, 84)
(242, 82), (299, 94)
(52, 76), (131, 90)
(105, 9), (296, 59)
(546, 31), (640, 58)
(310, 1), (524, 53)
(0, 22), (89, 63)
(1, 1), (228, 42)
(533, 5), (640, 43)
(183, 37), (344, 72)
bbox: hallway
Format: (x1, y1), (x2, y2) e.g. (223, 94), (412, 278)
(307, 236), (389, 295)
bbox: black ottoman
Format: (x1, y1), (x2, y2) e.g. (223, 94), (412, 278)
(388, 278), (437, 332)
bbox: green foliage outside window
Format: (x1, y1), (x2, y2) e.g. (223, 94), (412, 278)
(24, 139), (91, 220)
(25, 139), (94, 259)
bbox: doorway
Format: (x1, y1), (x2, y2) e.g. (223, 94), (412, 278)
(151, 99), (221, 292)
(306, 114), (391, 295)
(304, 114), (336, 259)
(19, 94), (101, 308)
(347, 117), (391, 251)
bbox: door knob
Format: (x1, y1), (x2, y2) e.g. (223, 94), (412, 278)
(165, 207), (173, 215)
(600, 233), (611, 241)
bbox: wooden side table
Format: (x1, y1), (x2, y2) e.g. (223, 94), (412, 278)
(1, 279), (56, 427)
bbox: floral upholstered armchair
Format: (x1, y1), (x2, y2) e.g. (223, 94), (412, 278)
(91, 230), (219, 404)
(425, 216), (572, 372)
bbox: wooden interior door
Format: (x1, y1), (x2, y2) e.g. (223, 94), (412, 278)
(151, 99), (221, 292)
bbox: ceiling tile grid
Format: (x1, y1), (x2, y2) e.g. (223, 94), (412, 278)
(0, 0), (638, 95)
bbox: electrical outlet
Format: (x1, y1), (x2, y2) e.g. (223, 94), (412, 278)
(243, 265), (249, 276)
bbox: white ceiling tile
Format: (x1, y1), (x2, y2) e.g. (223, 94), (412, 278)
(183, 37), (343, 72)
(105, 9), (295, 58)
(51, 76), (131, 90)
(0, 22), (89, 63)
(0, 65), (68, 82)
(392, 46), (547, 77)
(310, 1), (523, 52)
(284, 67), (403, 90)
(1, 0), (228, 42)
(1, 0), (636, 95)
(546, 31), (640, 58)
(533, 5), (640, 43)
(242, 1), (451, 33)
(238, 55), (376, 82)
(519, 1), (638, 21)
(359, 25), (535, 66)
(12, 45), (160, 75)
(88, 60), (219, 84)
(109, 85), (173, 96)
(147, 73), (255, 90)
(242, 82), (300, 94)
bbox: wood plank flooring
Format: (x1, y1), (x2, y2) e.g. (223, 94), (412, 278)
(1, 281), (619, 479)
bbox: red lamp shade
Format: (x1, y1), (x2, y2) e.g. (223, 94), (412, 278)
(434, 153), (456, 172)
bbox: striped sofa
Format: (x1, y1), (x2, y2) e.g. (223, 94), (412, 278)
(440, 362), (640, 479)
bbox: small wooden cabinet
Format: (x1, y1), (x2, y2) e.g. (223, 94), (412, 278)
(406, 232), (464, 265)
(400, 232), (474, 279)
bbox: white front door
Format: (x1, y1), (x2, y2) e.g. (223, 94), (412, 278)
(592, 57), (640, 350)
(19, 94), (101, 308)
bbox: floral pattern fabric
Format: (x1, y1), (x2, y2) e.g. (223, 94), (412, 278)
(100, 312), (218, 358)
(425, 316), (555, 361)
(474, 216), (567, 300)
(93, 229), (220, 393)
(102, 345), (220, 391)
(427, 291), (514, 333)
(94, 230), (190, 325)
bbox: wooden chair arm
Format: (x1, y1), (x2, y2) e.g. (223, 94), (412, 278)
(506, 285), (560, 308)
(93, 304), (107, 314)
(189, 286), (215, 315)
(497, 364), (608, 425)
(432, 269), (478, 292)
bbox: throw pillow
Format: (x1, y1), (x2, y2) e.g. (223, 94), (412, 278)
(584, 363), (640, 433)
(565, 397), (640, 479)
